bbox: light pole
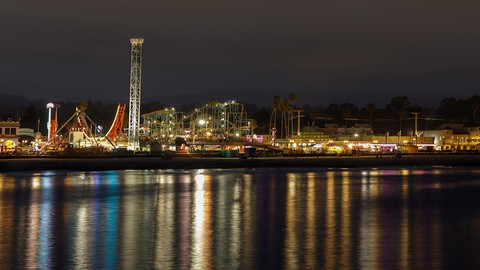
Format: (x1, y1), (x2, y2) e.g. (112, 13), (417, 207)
(196, 119), (206, 142)
(295, 109), (303, 136)
(412, 112), (419, 145)
(47, 103), (54, 141)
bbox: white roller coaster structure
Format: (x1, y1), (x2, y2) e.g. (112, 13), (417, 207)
(142, 99), (255, 143)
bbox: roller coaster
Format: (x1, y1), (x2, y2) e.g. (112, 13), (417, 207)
(40, 99), (255, 153)
(142, 99), (255, 144)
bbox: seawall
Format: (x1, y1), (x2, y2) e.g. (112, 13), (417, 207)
(0, 155), (479, 172)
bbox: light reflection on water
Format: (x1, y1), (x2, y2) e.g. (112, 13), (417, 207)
(0, 168), (480, 269)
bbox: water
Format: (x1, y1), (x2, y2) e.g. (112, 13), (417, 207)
(1, 167), (480, 269)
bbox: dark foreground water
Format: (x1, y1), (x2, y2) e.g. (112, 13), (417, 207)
(1, 167), (480, 269)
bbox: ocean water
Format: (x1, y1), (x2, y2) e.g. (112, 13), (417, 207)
(0, 167), (480, 269)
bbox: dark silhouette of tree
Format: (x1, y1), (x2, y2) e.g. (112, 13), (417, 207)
(325, 103), (340, 123)
(389, 96), (411, 130)
(252, 107), (270, 134)
(437, 97), (469, 123)
(280, 97), (290, 138)
(470, 95), (480, 123)
(270, 95), (281, 132)
(366, 103), (376, 128)
(340, 103), (357, 127)
(20, 105), (40, 130)
(288, 93), (297, 135)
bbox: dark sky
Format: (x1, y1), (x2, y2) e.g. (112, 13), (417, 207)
(2, 0), (480, 106)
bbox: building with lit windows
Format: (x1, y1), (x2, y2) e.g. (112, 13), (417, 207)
(0, 120), (20, 153)
(424, 123), (480, 151)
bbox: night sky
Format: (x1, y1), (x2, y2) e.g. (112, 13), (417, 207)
(2, 0), (480, 106)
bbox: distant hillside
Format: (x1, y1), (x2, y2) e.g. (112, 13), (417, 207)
(143, 89), (448, 108)
(144, 90), (275, 107)
(0, 93), (37, 119)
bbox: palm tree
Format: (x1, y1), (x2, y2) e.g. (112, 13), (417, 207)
(288, 93), (297, 135)
(270, 95), (281, 131)
(470, 95), (480, 123)
(280, 97), (289, 138)
(389, 96), (410, 131)
(340, 103), (355, 128)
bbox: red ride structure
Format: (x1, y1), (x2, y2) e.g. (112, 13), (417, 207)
(105, 103), (126, 141)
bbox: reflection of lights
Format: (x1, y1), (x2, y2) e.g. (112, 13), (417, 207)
(285, 174), (298, 269)
(360, 170), (380, 270)
(26, 177), (41, 269)
(38, 176), (53, 269)
(325, 171), (336, 269)
(230, 179), (241, 269)
(191, 173), (206, 269)
(74, 206), (89, 268)
(194, 174), (205, 186)
(341, 172), (351, 269)
(155, 171), (176, 269)
(32, 177), (41, 189)
(305, 172), (317, 268)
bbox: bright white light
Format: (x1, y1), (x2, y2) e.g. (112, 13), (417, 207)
(198, 119), (206, 125)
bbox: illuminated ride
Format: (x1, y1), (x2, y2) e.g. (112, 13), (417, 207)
(46, 103), (60, 142)
(40, 103), (122, 153)
(105, 103), (127, 141)
(142, 99), (255, 144)
(142, 107), (184, 142)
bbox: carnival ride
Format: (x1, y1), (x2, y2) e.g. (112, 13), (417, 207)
(40, 103), (125, 153)
(142, 99), (255, 144)
(39, 38), (260, 154)
(105, 103), (126, 141)
(40, 98), (257, 153)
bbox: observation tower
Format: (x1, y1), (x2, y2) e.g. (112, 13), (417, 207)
(128, 38), (144, 151)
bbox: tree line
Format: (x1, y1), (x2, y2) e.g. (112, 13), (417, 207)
(2, 94), (479, 137)
(257, 94), (480, 137)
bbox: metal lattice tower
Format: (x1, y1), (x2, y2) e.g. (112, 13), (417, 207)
(128, 38), (144, 151)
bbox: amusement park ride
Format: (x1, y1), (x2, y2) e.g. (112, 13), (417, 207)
(142, 99), (254, 144)
(39, 38), (256, 154)
(40, 103), (124, 153)
(40, 98), (254, 153)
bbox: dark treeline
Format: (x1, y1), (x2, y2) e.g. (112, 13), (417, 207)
(254, 94), (480, 136)
(1, 93), (479, 136)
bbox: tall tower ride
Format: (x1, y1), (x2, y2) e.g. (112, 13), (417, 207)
(127, 38), (144, 151)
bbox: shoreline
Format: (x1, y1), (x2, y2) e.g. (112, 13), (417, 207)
(0, 154), (479, 172)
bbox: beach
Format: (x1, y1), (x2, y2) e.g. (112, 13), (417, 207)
(0, 154), (479, 172)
